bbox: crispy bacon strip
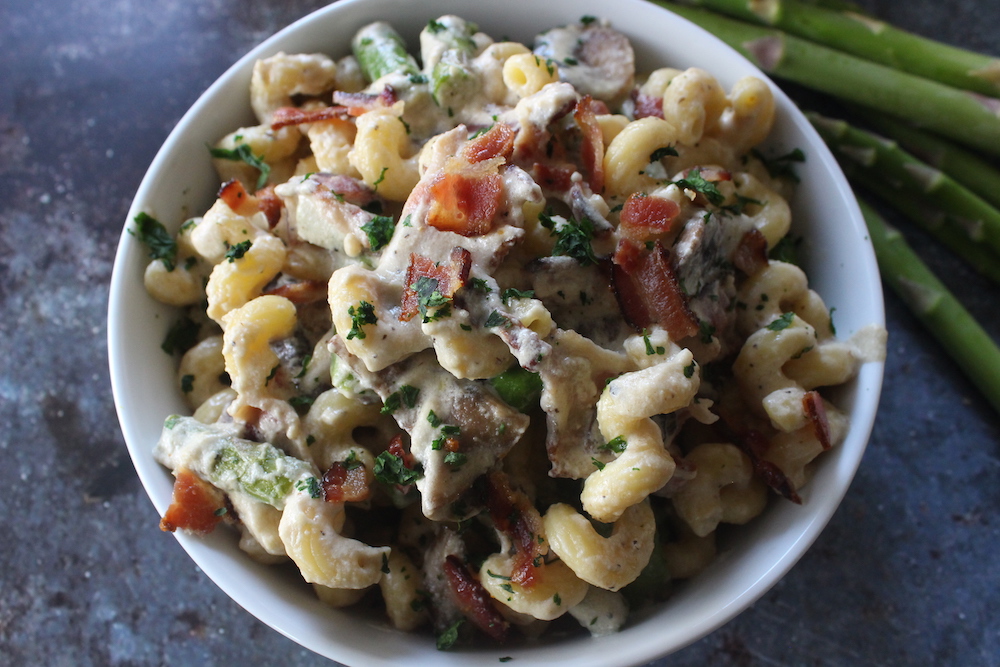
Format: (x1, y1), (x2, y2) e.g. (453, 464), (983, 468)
(618, 192), (681, 243)
(321, 460), (372, 503)
(483, 471), (545, 588)
(611, 239), (699, 339)
(217, 180), (282, 227)
(332, 86), (398, 115)
(400, 247), (473, 322)
(159, 468), (226, 534)
(574, 95), (606, 193)
(270, 105), (350, 129)
(803, 390), (833, 451)
(263, 279), (328, 304)
(631, 90), (664, 119)
(732, 228), (770, 277)
(426, 164), (504, 236)
(531, 163), (576, 193)
(738, 430), (802, 504)
(443, 555), (510, 643)
(461, 123), (515, 164)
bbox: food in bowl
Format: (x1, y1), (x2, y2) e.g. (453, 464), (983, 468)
(128, 11), (885, 652)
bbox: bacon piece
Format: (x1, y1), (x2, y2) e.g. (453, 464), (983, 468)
(611, 239), (700, 339)
(218, 179), (255, 215)
(426, 165), (504, 236)
(255, 185), (283, 228)
(803, 390), (832, 451)
(263, 279), (328, 304)
(159, 468), (226, 534)
(574, 95), (606, 193)
(461, 123), (516, 164)
(531, 163), (576, 193)
(218, 180), (282, 227)
(737, 430), (802, 504)
(400, 248), (473, 322)
(631, 90), (664, 119)
(618, 192), (681, 243)
(443, 555), (510, 643)
(270, 105), (349, 129)
(387, 433), (415, 469)
(321, 460), (372, 503)
(332, 86), (398, 115)
(483, 471), (545, 588)
(732, 228), (769, 277)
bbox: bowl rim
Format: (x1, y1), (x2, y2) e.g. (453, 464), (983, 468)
(108, 0), (886, 664)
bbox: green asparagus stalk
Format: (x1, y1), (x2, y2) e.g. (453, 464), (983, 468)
(860, 200), (1000, 415)
(845, 108), (1000, 212)
(672, 0), (1000, 96)
(352, 22), (420, 83)
(421, 16), (481, 109)
(155, 416), (318, 508)
(808, 112), (1000, 257)
(654, 2), (1000, 155)
(840, 161), (1000, 285)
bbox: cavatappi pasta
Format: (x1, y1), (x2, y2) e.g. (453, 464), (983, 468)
(137, 15), (886, 647)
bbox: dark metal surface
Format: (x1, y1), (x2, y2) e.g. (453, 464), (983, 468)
(1, 1), (997, 665)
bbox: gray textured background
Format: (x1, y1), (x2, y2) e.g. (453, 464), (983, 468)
(1, 0), (998, 665)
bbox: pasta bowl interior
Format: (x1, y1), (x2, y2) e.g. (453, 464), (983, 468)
(108, 0), (886, 664)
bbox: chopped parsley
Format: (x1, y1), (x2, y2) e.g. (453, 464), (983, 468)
(649, 146), (678, 162)
(130, 212), (178, 271)
(642, 331), (665, 356)
(600, 436), (627, 454)
(468, 277), (492, 293)
(591, 458), (606, 471)
(752, 147), (805, 183)
(553, 593), (562, 606)
(767, 311), (796, 331)
(224, 239), (252, 262)
(769, 234), (802, 265)
(484, 310), (509, 328)
(427, 18), (446, 33)
(580, 15), (598, 25)
(436, 619), (464, 651)
(208, 143), (271, 189)
(288, 395), (316, 414)
(346, 301), (377, 340)
(673, 168), (725, 206)
(444, 451), (467, 469)
(381, 385), (420, 414)
(427, 410), (443, 428)
(342, 450), (364, 470)
(360, 215), (396, 252)
(540, 212), (598, 265)
(683, 362), (696, 379)
(699, 320), (716, 344)
(295, 354), (313, 379)
(180, 374), (195, 393)
(411, 276), (452, 322)
(372, 166), (389, 192)
(501, 288), (534, 304)
(373, 451), (423, 486)
(408, 73), (428, 85)
(295, 476), (322, 499)
(161, 316), (199, 355)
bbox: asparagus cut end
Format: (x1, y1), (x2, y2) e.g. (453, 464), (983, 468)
(744, 34), (786, 70)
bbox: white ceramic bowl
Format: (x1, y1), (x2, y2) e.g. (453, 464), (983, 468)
(108, 0), (885, 664)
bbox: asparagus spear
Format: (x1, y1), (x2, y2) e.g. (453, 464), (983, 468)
(155, 415), (318, 508)
(840, 162), (1000, 285)
(421, 16), (481, 109)
(845, 108), (1000, 211)
(352, 22), (420, 83)
(673, 0), (1000, 96)
(654, 2), (1000, 155)
(860, 200), (1000, 415)
(808, 112), (1000, 257)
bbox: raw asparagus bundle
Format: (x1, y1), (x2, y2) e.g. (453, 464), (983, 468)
(670, 0), (1000, 96)
(860, 200), (1000, 414)
(653, 1), (1000, 156)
